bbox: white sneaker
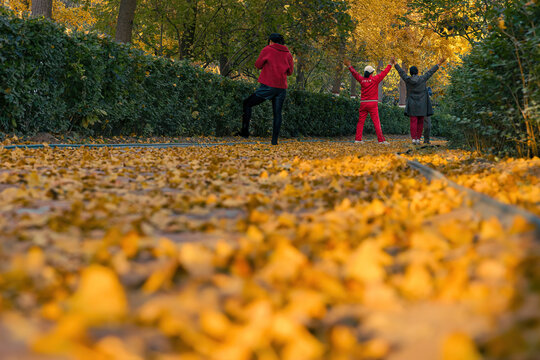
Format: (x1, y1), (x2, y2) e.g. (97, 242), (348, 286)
(379, 141), (390, 145)
(355, 140), (364, 143)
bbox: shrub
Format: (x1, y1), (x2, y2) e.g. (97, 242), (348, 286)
(442, 0), (539, 157)
(0, 9), (411, 139)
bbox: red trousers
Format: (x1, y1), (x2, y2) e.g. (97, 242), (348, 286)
(410, 116), (424, 140)
(356, 102), (385, 142)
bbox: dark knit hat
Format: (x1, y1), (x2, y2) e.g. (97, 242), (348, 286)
(410, 66), (419, 75)
(269, 33), (285, 45)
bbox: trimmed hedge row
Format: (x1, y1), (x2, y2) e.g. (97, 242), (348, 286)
(0, 10), (413, 138)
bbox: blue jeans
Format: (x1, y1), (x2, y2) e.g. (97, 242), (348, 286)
(242, 85), (287, 145)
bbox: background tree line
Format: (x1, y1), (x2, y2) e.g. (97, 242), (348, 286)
(0, 0), (467, 96)
(1, 0), (538, 156)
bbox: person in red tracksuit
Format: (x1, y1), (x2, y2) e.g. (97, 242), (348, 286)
(343, 57), (396, 144)
(240, 33), (294, 145)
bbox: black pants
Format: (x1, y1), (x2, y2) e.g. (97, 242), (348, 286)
(242, 86), (286, 145)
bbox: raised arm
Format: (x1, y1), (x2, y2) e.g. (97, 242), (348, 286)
(394, 63), (410, 82)
(254, 47), (268, 69)
(419, 58), (446, 83)
(419, 65), (439, 83)
(344, 59), (363, 82)
(372, 64), (392, 83)
(348, 66), (363, 82)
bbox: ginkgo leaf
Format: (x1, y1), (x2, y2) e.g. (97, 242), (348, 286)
(32, 314), (86, 354)
(69, 265), (128, 324)
(441, 332), (482, 360)
(344, 240), (391, 283)
(178, 243), (215, 277)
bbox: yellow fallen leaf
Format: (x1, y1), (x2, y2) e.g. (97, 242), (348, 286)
(344, 240), (390, 283)
(94, 336), (144, 360)
(246, 225), (264, 243)
(282, 330), (324, 360)
(259, 241), (307, 282)
(330, 326), (356, 351)
(41, 301), (63, 321)
(477, 259), (507, 281)
(121, 231), (139, 258)
(206, 193), (218, 205)
(509, 216), (535, 234)
(363, 338), (390, 358)
(480, 217), (504, 239)
(441, 332), (482, 360)
(26, 247), (45, 275)
(399, 264), (433, 300)
(32, 314), (86, 354)
(200, 309), (231, 339)
(178, 243), (214, 277)
(142, 260), (177, 294)
(69, 265), (128, 324)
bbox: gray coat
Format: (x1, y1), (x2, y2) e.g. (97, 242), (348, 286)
(395, 64), (439, 117)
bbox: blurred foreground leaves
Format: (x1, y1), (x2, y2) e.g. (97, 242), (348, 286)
(0, 138), (538, 359)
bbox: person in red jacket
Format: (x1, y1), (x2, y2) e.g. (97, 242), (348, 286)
(240, 33), (294, 145)
(343, 57), (396, 144)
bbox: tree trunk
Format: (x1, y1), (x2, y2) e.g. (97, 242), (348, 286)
(295, 55), (306, 90)
(331, 65), (343, 95)
(179, 0), (198, 59)
(219, 53), (230, 77)
(159, 20), (163, 56)
(115, 0), (137, 43)
(350, 72), (357, 98)
(399, 62), (408, 107)
(377, 59), (384, 103)
(331, 43), (346, 95)
(219, 30), (231, 77)
(31, 0), (52, 18)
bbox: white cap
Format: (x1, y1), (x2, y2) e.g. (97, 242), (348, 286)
(364, 65), (376, 74)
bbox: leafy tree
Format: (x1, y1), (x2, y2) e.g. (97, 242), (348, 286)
(444, 0), (539, 157)
(196, 0), (284, 77)
(281, 0), (354, 90)
(403, 0), (505, 43)
(90, 0), (354, 91)
(2, 0), (97, 30)
(344, 0), (471, 103)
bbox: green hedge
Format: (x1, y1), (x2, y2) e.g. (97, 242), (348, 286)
(0, 10), (412, 138)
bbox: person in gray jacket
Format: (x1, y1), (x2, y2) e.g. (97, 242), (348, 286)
(394, 57), (446, 144)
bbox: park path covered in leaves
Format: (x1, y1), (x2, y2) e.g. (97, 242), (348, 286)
(0, 137), (539, 360)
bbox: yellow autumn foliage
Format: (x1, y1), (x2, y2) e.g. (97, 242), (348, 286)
(0, 136), (538, 359)
(347, 0), (471, 88)
(3, 0), (100, 30)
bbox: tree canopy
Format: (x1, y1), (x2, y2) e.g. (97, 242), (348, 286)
(1, 0), (481, 93)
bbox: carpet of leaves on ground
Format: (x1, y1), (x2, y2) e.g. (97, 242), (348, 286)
(0, 137), (538, 360)
(402, 149), (540, 217)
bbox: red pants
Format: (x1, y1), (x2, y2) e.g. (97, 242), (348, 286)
(356, 102), (385, 142)
(410, 116), (424, 140)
